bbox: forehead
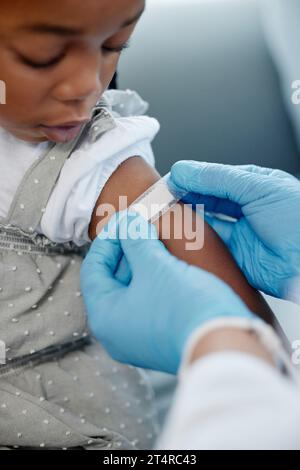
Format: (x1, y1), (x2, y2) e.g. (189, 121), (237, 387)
(0, 0), (145, 37)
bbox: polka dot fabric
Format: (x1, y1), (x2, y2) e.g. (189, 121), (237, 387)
(0, 101), (159, 449)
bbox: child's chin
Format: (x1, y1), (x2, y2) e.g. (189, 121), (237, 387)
(5, 126), (49, 144)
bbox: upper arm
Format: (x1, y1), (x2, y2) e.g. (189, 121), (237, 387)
(88, 156), (275, 325)
(88, 156), (160, 239)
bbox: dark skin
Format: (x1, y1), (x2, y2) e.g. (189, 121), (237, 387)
(0, 0), (144, 142)
(0, 0), (276, 329)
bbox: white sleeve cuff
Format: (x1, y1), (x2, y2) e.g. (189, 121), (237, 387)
(178, 316), (299, 385)
(157, 350), (300, 449)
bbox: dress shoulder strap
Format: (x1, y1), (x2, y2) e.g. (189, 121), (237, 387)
(0, 100), (116, 234)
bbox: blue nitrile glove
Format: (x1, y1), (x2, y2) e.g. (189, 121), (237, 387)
(171, 161), (300, 300)
(81, 211), (253, 375)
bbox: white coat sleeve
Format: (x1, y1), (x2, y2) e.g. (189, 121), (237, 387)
(157, 348), (300, 449)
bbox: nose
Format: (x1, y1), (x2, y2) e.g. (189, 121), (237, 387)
(52, 49), (103, 103)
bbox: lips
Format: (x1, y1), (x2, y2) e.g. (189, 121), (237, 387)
(40, 121), (89, 143)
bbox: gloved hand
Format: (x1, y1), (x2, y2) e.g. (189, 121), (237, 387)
(81, 212), (253, 374)
(171, 161), (300, 300)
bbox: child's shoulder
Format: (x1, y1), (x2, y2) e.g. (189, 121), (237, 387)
(80, 89), (160, 154)
(39, 90), (160, 247)
(102, 89), (149, 118)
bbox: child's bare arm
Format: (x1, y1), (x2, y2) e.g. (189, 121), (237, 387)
(88, 156), (275, 325)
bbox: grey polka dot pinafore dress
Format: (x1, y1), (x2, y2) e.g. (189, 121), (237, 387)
(0, 101), (159, 450)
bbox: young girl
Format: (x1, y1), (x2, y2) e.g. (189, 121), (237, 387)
(0, 0), (274, 450)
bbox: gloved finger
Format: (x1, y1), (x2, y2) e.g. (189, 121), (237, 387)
(171, 160), (274, 207)
(234, 164), (296, 181)
(114, 254), (132, 285)
(205, 214), (235, 245)
(81, 214), (125, 295)
(118, 212), (171, 276)
(181, 192), (243, 219)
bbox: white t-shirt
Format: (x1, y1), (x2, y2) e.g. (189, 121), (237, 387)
(0, 90), (160, 246)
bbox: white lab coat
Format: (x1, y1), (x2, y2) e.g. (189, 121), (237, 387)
(155, 295), (300, 450)
(157, 350), (300, 450)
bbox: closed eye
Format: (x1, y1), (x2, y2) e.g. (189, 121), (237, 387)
(17, 41), (130, 69)
(102, 41), (130, 54)
(18, 52), (65, 69)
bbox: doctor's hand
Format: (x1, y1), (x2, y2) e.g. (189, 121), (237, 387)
(171, 161), (300, 300)
(81, 212), (253, 375)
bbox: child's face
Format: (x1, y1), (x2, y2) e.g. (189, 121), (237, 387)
(0, 0), (144, 143)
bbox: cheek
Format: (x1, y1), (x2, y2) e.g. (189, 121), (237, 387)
(0, 56), (50, 122)
(0, 51), (120, 126)
(101, 55), (120, 89)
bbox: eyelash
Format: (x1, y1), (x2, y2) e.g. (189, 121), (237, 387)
(20, 41), (130, 69)
(103, 41), (130, 55)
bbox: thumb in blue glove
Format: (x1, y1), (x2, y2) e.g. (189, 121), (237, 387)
(81, 211), (253, 374)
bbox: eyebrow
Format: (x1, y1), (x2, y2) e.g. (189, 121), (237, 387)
(19, 7), (145, 36)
